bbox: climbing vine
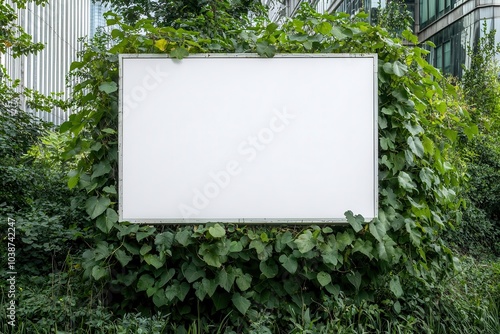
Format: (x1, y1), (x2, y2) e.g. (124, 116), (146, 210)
(61, 3), (473, 331)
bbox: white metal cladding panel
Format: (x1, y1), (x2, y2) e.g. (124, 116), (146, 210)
(1, 1), (105, 125)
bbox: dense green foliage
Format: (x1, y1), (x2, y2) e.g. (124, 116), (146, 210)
(448, 26), (500, 256)
(0, 110), (88, 277)
(375, 0), (414, 37)
(0, 0), (46, 57)
(96, 0), (263, 28)
(1, 1), (499, 333)
(52, 2), (480, 331)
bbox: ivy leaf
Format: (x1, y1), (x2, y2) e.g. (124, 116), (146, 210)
(404, 122), (424, 136)
(146, 286), (158, 298)
(177, 282), (190, 302)
(369, 219), (386, 243)
(202, 278), (218, 297)
(352, 239), (373, 259)
(321, 251), (339, 266)
(69, 61), (83, 71)
(85, 196), (111, 219)
(199, 243), (225, 268)
(155, 231), (174, 249)
(235, 273), (252, 291)
(325, 284), (341, 298)
(229, 240), (243, 252)
(114, 248), (132, 267)
(137, 274), (154, 291)
(175, 229), (192, 246)
(91, 161), (111, 179)
(98, 81), (117, 94)
(140, 244), (152, 256)
(419, 167), (434, 189)
(182, 263), (205, 283)
(136, 227), (156, 242)
(158, 268), (176, 288)
(378, 115), (388, 129)
(422, 136), (435, 155)
(194, 282), (207, 301)
(392, 61), (408, 77)
(91, 265), (107, 281)
(217, 268), (236, 292)
(405, 221), (422, 246)
(398, 172), (416, 191)
(256, 41), (276, 58)
(276, 231), (294, 252)
(345, 210), (364, 233)
(331, 25), (347, 39)
(464, 124), (478, 139)
(67, 170), (79, 189)
(144, 254), (165, 269)
(165, 284), (177, 301)
(103, 185), (117, 194)
(315, 21), (332, 35)
(378, 235), (397, 263)
(377, 241), (388, 262)
(170, 46), (189, 59)
(382, 62), (394, 74)
(347, 271), (362, 292)
(165, 282), (189, 302)
(266, 22), (279, 33)
(407, 136), (424, 158)
(444, 129), (457, 142)
(279, 254), (298, 274)
(317, 271), (332, 287)
(389, 276), (403, 298)
(96, 211), (114, 233)
(153, 289), (168, 307)
(336, 231), (354, 251)
(155, 38), (168, 51)
(295, 230), (315, 253)
(232, 293), (251, 315)
(259, 259), (278, 278)
(208, 224), (226, 238)
(94, 241), (112, 261)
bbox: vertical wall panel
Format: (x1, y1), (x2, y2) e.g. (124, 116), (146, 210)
(1, 0), (107, 125)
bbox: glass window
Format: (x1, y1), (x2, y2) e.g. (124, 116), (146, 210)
(435, 45), (443, 71)
(444, 41), (451, 73)
(420, 0), (428, 24)
(429, 0), (436, 21)
(439, 0), (445, 13)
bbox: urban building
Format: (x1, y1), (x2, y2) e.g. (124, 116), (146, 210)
(274, 0), (500, 77)
(1, 0), (108, 125)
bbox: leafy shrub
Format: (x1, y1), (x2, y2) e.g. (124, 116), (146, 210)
(0, 110), (89, 277)
(449, 137), (500, 257)
(60, 1), (475, 332)
(449, 25), (500, 257)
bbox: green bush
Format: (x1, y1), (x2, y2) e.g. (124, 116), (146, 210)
(448, 136), (500, 257)
(0, 110), (89, 277)
(449, 25), (500, 257)
(58, 2), (477, 331)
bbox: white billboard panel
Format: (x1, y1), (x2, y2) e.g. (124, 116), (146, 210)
(119, 54), (378, 224)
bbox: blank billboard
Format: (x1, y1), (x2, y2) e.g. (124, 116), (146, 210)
(119, 54), (378, 224)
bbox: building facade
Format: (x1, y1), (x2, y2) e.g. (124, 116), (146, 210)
(1, 0), (108, 125)
(276, 0), (500, 77)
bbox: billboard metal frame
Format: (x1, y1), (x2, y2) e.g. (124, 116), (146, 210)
(118, 53), (378, 224)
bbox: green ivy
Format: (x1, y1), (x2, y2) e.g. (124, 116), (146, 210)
(61, 3), (473, 330)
